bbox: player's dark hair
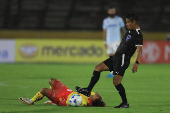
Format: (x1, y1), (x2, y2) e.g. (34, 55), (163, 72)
(126, 13), (139, 23)
(92, 98), (106, 107)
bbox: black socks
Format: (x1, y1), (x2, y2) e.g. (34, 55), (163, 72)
(115, 83), (127, 103)
(86, 71), (127, 104)
(87, 71), (101, 91)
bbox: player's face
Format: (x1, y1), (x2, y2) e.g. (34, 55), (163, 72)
(108, 8), (116, 15)
(126, 18), (136, 30)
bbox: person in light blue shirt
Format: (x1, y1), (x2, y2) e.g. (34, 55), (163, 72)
(103, 7), (126, 77)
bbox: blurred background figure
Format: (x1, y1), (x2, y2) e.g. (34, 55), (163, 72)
(103, 7), (126, 77)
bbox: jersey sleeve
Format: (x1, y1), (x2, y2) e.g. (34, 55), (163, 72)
(102, 19), (107, 29)
(119, 17), (125, 28)
(134, 34), (143, 46)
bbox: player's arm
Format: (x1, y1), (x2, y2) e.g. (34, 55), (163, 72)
(103, 29), (107, 48)
(132, 46), (142, 73)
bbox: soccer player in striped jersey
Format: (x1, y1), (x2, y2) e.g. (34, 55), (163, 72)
(19, 78), (106, 107)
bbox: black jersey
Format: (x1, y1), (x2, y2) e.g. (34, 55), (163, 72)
(116, 28), (143, 57)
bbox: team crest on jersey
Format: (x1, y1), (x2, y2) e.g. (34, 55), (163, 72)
(126, 35), (131, 41)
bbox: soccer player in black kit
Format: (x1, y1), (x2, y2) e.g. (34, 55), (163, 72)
(76, 13), (143, 108)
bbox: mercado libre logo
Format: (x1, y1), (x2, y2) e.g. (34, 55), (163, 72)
(19, 44), (38, 58)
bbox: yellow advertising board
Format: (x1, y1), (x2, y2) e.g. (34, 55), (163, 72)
(16, 39), (137, 63)
(16, 39), (108, 63)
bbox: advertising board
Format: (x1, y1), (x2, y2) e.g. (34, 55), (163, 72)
(0, 40), (15, 63)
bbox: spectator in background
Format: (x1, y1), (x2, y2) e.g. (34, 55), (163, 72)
(103, 7), (126, 77)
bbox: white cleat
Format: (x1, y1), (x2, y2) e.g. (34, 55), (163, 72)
(19, 97), (34, 105)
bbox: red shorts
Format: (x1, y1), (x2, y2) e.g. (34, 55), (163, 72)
(47, 80), (73, 106)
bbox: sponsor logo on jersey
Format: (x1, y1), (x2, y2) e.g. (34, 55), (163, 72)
(126, 35), (131, 41)
(108, 24), (117, 27)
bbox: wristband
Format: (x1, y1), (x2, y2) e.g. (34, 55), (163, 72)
(135, 61), (140, 64)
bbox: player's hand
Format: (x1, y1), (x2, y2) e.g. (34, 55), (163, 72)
(131, 63), (138, 73)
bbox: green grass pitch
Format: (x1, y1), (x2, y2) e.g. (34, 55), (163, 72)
(0, 63), (170, 113)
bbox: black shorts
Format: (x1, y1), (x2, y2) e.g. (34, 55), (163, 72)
(103, 53), (130, 76)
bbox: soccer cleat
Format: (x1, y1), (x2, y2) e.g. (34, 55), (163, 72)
(106, 73), (114, 78)
(19, 97), (34, 105)
(75, 86), (91, 97)
(114, 102), (129, 108)
(44, 100), (56, 105)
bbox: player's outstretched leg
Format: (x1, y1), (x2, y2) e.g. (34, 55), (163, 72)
(19, 88), (50, 105)
(76, 62), (109, 96)
(75, 70), (101, 97)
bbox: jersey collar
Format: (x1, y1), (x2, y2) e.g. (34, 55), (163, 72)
(129, 28), (140, 34)
(136, 28), (140, 34)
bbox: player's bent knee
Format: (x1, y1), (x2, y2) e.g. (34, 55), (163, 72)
(113, 75), (123, 86)
(49, 78), (56, 84)
(94, 63), (109, 72)
(113, 81), (119, 86)
(94, 65), (100, 71)
(113, 79), (121, 86)
(40, 88), (49, 95)
(94, 64), (104, 72)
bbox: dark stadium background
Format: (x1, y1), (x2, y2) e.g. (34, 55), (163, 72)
(0, 0), (170, 31)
